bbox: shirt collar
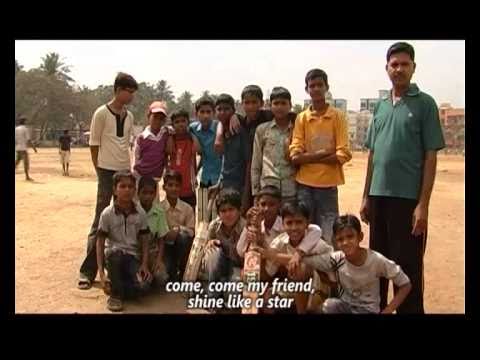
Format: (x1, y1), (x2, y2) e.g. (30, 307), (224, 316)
(262, 216), (283, 234)
(141, 125), (166, 139)
(270, 119), (293, 130)
(114, 201), (138, 215)
(307, 104), (334, 121)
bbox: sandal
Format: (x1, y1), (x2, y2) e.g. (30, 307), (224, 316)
(77, 278), (92, 290)
(107, 297), (123, 312)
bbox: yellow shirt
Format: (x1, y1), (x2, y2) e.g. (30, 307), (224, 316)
(289, 105), (352, 187)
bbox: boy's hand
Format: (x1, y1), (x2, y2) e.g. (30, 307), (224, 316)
(165, 228), (179, 243)
(153, 257), (165, 274)
(359, 197), (370, 225)
(214, 136), (224, 154)
(206, 239), (221, 249)
(229, 114), (242, 134)
(138, 264), (152, 282)
(208, 184), (220, 200)
(287, 251), (303, 277)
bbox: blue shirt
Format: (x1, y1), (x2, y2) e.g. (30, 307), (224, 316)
(189, 120), (223, 186)
(220, 126), (248, 193)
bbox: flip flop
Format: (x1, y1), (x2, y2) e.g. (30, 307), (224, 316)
(107, 297), (123, 312)
(77, 278), (92, 290)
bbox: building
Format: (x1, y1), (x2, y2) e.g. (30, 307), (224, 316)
(439, 103), (465, 151)
(355, 110), (373, 150)
(304, 99), (312, 109)
(333, 98), (347, 113)
(378, 89), (389, 99)
(360, 98), (379, 113)
(347, 111), (358, 148)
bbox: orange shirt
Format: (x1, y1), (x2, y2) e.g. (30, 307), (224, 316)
(169, 135), (196, 197)
(289, 105), (352, 187)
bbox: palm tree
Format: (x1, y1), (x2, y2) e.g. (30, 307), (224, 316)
(40, 52), (74, 82)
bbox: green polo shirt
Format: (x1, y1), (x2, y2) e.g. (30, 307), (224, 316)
(145, 203), (169, 250)
(365, 83), (445, 200)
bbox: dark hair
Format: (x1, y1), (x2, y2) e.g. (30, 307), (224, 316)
(280, 200), (310, 221)
(171, 109), (190, 122)
(64, 129), (69, 134)
(256, 185), (282, 201)
(270, 86), (291, 103)
(113, 170), (136, 188)
(195, 96), (215, 112)
(18, 115), (27, 125)
(215, 94), (235, 110)
(114, 72), (138, 92)
(216, 188), (241, 211)
(241, 85), (263, 101)
(163, 169), (182, 185)
(138, 176), (158, 194)
(305, 69), (329, 88)
(387, 42), (415, 62)
(332, 214), (362, 236)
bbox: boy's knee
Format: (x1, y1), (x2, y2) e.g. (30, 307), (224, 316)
(322, 298), (343, 314)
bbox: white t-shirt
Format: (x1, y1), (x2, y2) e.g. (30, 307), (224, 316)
(303, 249), (411, 313)
(89, 104), (134, 171)
(15, 125), (30, 151)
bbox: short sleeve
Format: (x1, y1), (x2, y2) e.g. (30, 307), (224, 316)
(421, 96), (446, 151)
(89, 107), (105, 146)
(375, 252), (410, 287)
(97, 208), (110, 236)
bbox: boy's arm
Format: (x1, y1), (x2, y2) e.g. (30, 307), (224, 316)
(301, 252), (335, 273)
(96, 233), (107, 286)
(289, 113), (305, 159)
(377, 253), (412, 313)
(382, 282), (412, 314)
(89, 108), (105, 169)
(214, 121), (224, 155)
(192, 133), (202, 154)
(180, 206), (195, 238)
(250, 127), (263, 197)
(360, 150), (374, 224)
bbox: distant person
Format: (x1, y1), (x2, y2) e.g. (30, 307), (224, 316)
(58, 129), (72, 176)
(15, 115), (37, 181)
(78, 72), (138, 290)
(360, 42), (445, 313)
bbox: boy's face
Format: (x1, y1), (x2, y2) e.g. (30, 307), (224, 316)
(335, 227), (363, 258)
(196, 105), (214, 127)
(218, 203), (241, 228)
(149, 112), (167, 132)
(173, 116), (189, 135)
(216, 104), (234, 125)
(271, 98), (291, 120)
(283, 214), (308, 247)
(386, 52), (416, 89)
(242, 95), (263, 120)
(114, 177), (136, 203)
(138, 185), (156, 209)
(115, 87), (136, 105)
(258, 195), (281, 224)
(163, 179), (181, 199)
(306, 78), (328, 102)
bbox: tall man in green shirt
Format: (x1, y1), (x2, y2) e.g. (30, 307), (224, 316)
(360, 42), (445, 313)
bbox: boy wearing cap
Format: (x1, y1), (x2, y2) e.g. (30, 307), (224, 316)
(133, 101), (172, 180)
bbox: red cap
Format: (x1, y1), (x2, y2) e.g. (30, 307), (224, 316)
(148, 101), (167, 116)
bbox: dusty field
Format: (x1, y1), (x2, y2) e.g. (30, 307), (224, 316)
(15, 148), (465, 314)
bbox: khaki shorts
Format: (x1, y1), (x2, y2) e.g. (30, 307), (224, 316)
(59, 150), (70, 164)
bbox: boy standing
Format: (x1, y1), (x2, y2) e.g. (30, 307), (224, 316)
(189, 96), (223, 223)
(58, 129), (72, 176)
(133, 101), (171, 180)
(160, 170), (196, 282)
(15, 116), (37, 181)
(78, 72), (138, 290)
(96, 171), (152, 312)
(167, 109), (200, 210)
(251, 87), (297, 204)
(289, 69), (352, 245)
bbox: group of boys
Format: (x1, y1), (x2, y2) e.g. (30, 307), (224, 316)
(73, 41), (444, 314)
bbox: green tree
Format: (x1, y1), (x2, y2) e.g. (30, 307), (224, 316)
(293, 104), (303, 114)
(176, 91), (194, 116)
(15, 59), (23, 74)
(154, 80), (176, 110)
(40, 52), (74, 82)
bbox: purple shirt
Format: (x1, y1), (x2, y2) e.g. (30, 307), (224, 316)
(133, 126), (169, 178)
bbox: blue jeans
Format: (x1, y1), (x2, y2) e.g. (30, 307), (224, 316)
(296, 183), (339, 245)
(105, 251), (150, 300)
(79, 167), (118, 282)
(163, 231), (193, 282)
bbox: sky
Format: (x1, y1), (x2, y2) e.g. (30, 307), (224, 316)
(15, 40), (465, 111)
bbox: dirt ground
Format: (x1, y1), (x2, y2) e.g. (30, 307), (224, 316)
(15, 148), (465, 314)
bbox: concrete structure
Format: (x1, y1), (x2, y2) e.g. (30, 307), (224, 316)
(360, 98), (379, 113)
(355, 110), (372, 150)
(439, 103), (465, 151)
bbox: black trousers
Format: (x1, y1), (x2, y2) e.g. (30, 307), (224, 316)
(369, 196), (427, 314)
